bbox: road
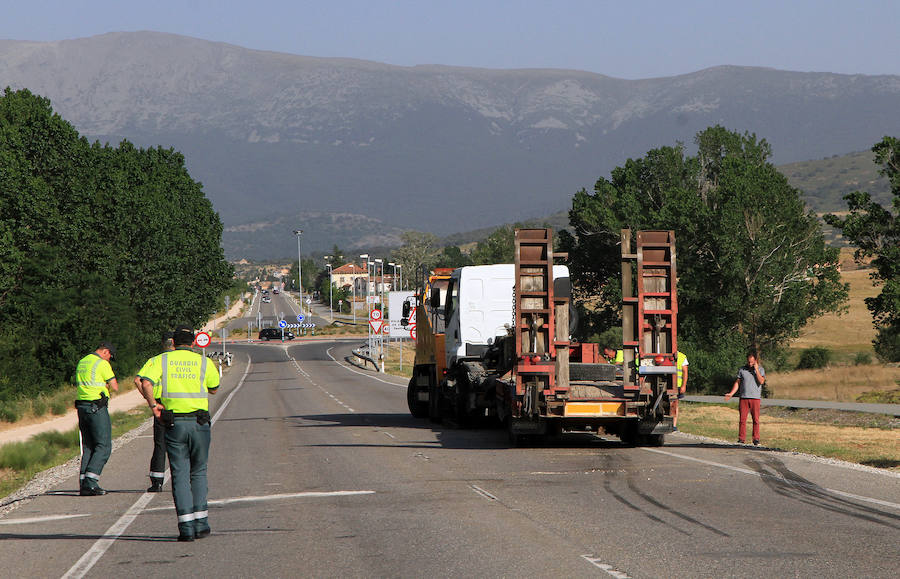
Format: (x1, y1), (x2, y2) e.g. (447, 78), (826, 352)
(2, 340), (899, 578)
(224, 290), (329, 336)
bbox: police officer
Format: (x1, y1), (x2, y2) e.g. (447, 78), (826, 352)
(138, 325), (219, 541)
(135, 332), (175, 492)
(75, 342), (119, 496)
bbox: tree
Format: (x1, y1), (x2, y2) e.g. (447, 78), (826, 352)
(825, 136), (900, 361)
(470, 224), (520, 265)
(567, 126), (848, 388)
(435, 245), (473, 268)
(391, 231), (439, 285)
(0, 88), (232, 400)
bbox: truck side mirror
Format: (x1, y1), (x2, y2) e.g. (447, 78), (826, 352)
(430, 288), (441, 309)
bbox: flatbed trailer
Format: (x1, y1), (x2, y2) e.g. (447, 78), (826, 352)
(405, 228), (679, 446)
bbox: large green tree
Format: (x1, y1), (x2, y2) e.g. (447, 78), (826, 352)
(566, 126), (847, 388)
(0, 88), (232, 399)
(825, 136), (900, 361)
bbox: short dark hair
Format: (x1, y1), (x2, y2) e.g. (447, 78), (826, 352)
(173, 325), (195, 346)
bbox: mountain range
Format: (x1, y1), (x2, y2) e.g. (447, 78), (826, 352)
(1, 31), (899, 259)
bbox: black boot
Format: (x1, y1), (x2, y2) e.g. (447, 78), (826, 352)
(147, 478), (164, 493)
(80, 480), (107, 496)
(177, 522), (195, 542)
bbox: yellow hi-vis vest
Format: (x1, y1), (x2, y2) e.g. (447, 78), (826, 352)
(614, 350), (624, 364)
(75, 353), (115, 401)
(154, 348), (219, 413)
(676, 351), (688, 388)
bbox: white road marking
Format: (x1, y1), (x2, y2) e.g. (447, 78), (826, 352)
(63, 354), (253, 579)
(290, 352), (355, 413)
(581, 555), (632, 578)
(141, 490), (376, 513)
(325, 346), (407, 387)
(383, 432), (396, 440)
(0, 514), (90, 525)
(469, 485), (498, 501)
(642, 447), (900, 511)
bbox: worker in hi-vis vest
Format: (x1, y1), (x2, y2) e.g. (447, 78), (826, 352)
(672, 351), (689, 431)
(139, 325), (219, 541)
(135, 332), (175, 493)
(74, 342), (119, 496)
(602, 346), (624, 364)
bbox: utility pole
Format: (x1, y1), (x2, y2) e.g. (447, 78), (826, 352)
(293, 229), (303, 316)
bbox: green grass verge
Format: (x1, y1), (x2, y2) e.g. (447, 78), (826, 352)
(679, 403), (900, 471)
(0, 407), (151, 499)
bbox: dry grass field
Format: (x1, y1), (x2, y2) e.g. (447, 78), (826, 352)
(768, 249), (900, 401)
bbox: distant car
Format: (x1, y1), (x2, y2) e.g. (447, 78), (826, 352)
(262, 296), (271, 303)
(258, 328), (294, 341)
(273, 288), (279, 294)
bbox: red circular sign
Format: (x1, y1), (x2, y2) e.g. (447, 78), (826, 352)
(194, 331), (212, 348)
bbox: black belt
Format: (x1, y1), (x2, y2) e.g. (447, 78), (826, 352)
(172, 410), (208, 417)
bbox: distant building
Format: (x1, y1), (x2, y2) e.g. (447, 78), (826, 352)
(331, 263), (368, 290)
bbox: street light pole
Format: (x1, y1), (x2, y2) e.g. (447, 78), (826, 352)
(325, 259), (334, 322)
(360, 253), (369, 351)
(293, 229), (303, 316)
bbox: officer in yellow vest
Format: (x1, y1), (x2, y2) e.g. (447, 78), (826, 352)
(75, 342), (119, 496)
(672, 350), (688, 431)
(138, 325), (219, 541)
(135, 332), (175, 492)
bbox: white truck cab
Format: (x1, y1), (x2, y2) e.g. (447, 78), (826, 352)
(443, 264), (569, 367)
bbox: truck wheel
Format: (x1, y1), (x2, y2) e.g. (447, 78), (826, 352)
(428, 379), (442, 423)
(407, 377), (428, 419)
(645, 433), (665, 446)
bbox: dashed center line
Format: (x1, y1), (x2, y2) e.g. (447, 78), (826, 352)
(469, 484), (499, 501)
(581, 555), (632, 578)
(289, 354), (354, 413)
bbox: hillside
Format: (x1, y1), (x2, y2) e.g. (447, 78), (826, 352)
(782, 150), (892, 212)
(2, 31), (900, 259)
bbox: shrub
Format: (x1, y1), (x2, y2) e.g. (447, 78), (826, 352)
(796, 346), (831, 370)
(853, 351), (872, 366)
(0, 401), (24, 423)
(31, 398), (48, 417)
(50, 399), (70, 415)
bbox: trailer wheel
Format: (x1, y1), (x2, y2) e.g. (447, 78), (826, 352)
(407, 377), (428, 419)
(620, 422), (639, 446)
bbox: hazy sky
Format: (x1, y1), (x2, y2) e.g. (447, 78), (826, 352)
(3, 0), (897, 79)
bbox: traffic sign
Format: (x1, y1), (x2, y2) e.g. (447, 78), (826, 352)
(278, 320), (287, 328)
(370, 309), (382, 321)
(195, 332), (211, 348)
(297, 314), (304, 322)
(369, 320), (383, 334)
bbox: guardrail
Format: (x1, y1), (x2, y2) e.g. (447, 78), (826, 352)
(206, 351), (233, 367)
(349, 344), (379, 371)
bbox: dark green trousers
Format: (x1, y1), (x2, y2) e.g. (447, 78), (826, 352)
(76, 402), (111, 485)
(166, 416), (211, 535)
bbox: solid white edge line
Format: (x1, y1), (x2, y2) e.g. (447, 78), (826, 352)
(141, 490), (376, 513)
(642, 447), (900, 511)
(325, 346), (407, 387)
(0, 514), (90, 525)
(63, 354), (253, 579)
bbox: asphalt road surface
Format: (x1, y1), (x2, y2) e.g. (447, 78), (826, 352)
(2, 340), (899, 578)
(226, 290), (327, 336)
